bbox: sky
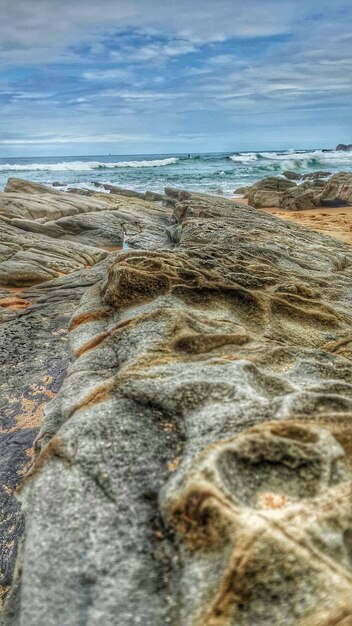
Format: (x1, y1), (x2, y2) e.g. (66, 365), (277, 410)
(0, 0), (351, 156)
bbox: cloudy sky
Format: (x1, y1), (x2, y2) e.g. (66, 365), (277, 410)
(0, 0), (351, 156)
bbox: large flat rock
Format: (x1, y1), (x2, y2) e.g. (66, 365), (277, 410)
(2, 187), (352, 625)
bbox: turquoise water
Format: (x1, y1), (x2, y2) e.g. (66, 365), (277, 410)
(0, 149), (351, 195)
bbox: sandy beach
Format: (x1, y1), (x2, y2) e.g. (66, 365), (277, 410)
(234, 196), (352, 245)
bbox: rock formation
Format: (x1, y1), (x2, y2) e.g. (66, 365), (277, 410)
(1, 179), (352, 625)
(0, 178), (170, 609)
(241, 174), (352, 211)
(336, 144), (352, 152)
(283, 170), (331, 181)
(320, 172), (352, 207)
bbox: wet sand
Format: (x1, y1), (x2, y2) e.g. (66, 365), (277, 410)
(234, 197), (352, 245)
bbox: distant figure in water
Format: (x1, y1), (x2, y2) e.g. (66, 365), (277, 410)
(187, 153), (191, 158)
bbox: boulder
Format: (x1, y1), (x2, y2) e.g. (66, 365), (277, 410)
(250, 176), (296, 192)
(301, 171), (331, 180)
(283, 171), (331, 182)
(283, 170), (301, 181)
(4, 178), (61, 195)
(280, 186), (321, 211)
(246, 176), (296, 207)
(320, 172), (352, 206)
(247, 189), (282, 208)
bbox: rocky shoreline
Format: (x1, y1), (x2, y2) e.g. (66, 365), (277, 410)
(1, 178), (352, 625)
(235, 171), (352, 211)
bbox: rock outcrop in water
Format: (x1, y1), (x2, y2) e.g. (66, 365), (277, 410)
(336, 144), (352, 152)
(1, 180), (352, 625)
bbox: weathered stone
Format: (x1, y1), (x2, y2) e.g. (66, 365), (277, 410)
(280, 185), (321, 211)
(4, 178), (61, 195)
(246, 189), (282, 207)
(320, 172), (352, 206)
(301, 170), (331, 180)
(2, 184), (352, 626)
(246, 176), (296, 207)
(249, 176), (296, 192)
(0, 179), (174, 607)
(283, 170), (301, 180)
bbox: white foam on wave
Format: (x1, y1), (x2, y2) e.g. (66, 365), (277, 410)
(261, 149), (352, 163)
(229, 149), (352, 170)
(0, 157), (179, 172)
(229, 153), (258, 163)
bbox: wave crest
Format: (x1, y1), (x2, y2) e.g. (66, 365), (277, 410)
(0, 157), (179, 172)
(228, 149), (352, 171)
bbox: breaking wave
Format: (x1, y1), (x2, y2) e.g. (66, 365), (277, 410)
(228, 150), (352, 171)
(0, 157), (180, 172)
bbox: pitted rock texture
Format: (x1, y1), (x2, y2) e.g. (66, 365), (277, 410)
(2, 186), (352, 625)
(0, 179), (172, 606)
(165, 422), (352, 626)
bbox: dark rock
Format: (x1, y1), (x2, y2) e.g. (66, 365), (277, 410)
(336, 143), (352, 151)
(283, 170), (301, 181)
(301, 171), (331, 180)
(283, 171), (331, 182)
(164, 187), (192, 199)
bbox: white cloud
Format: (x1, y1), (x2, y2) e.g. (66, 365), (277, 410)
(0, 0), (351, 155)
(83, 69), (132, 81)
(0, 0), (298, 64)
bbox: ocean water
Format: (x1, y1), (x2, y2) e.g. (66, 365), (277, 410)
(0, 149), (351, 196)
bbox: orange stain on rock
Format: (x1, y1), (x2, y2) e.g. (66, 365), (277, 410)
(168, 456), (181, 472)
(0, 286), (24, 294)
(257, 492), (289, 510)
(0, 296), (31, 310)
(1, 376), (56, 433)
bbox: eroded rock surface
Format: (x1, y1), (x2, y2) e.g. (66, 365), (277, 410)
(0, 179), (171, 606)
(320, 172), (352, 207)
(2, 185), (352, 625)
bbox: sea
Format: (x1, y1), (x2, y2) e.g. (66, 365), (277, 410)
(0, 149), (351, 196)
